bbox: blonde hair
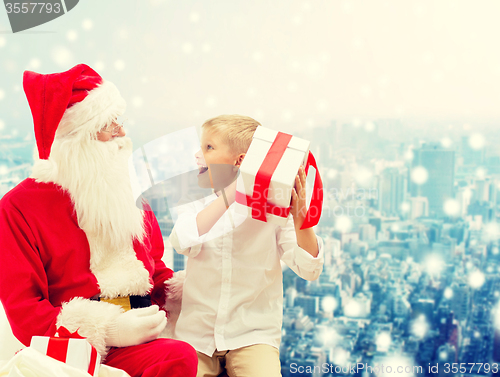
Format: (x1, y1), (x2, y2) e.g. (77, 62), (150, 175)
(202, 114), (261, 154)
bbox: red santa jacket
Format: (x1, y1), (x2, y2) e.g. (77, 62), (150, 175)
(0, 178), (173, 356)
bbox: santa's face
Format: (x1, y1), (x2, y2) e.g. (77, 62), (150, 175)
(96, 119), (126, 142)
(49, 130), (145, 248)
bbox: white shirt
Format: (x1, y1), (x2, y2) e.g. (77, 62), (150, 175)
(169, 193), (324, 356)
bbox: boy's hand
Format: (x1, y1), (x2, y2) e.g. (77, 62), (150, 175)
(291, 165), (319, 257)
(291, 166), (307, 228)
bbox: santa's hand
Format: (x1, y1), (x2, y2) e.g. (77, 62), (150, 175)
(105, 305), (167, 347)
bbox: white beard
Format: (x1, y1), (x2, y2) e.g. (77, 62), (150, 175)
(32, 136), (152, 298)
(48, 136), (145, 248)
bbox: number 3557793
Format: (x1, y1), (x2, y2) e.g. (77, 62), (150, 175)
(5, 2), (61, 14)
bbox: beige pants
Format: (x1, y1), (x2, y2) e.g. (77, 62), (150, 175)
(197, 344), (282, 377)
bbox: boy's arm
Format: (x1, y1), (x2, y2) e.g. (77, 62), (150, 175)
(277, 217), (324, 281)
(291, 166), (319, 257)
(170, 189), (233, 257)
(169, 202), (204, 258)
(195, 179), (237, 235)
(278, 165), (323, 281)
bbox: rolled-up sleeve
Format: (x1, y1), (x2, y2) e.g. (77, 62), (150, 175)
(276, 217), (324, 281)
(169, 201), (206, 257)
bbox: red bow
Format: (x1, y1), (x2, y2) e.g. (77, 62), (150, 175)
(56, 326), (84, 339)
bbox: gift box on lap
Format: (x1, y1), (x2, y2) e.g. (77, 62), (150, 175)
(235, 126), (323, 228)
(30, 328), (100, 376)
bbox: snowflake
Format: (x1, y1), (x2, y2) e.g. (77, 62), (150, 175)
(114, 60), (125, 71)
(190, 12), (200, 23)
(205, 96), (217, 108)
(335, 215), (352, 233)
(94, 61), (105, 71)
(132, 97), (143, 108)
(67, 30), (78, 42)
(424, 254), (444, 276)
(468, 270), (485, 289)
(469, 133), (485, 150)
(412, 314), (429, 339)
(401, 202), (410, 213)
(29, 59), (41, 70)
(411, 166), (428, 185)
(441, 137), (452, 148)
(443, 199), (460, 216)
(365, 121), (375, 132)
(82, 19), (93, 31)
(52, 46), (74, 67)
(202, 43), (211, 53)
(444, 287), (453, 299)
(376, 332), (391, 352)
(476, 167), (487, 179)
(321, 296), (337, 313)
(182, 43), (193, 54)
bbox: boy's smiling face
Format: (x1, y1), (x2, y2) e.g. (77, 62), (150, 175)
(196, 128), (240, 189)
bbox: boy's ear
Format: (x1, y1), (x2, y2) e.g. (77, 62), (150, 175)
(235, 153), (246, 167)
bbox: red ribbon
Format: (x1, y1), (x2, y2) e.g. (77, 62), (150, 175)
(251, 132), (292, 221)
(88, 347), (98, 376)
(46, 337), (69, 364)
(57, 326), (85, 339)
(300, 151), (323, 230)
(242, 131), (323, 229)
(45, 327), (98, 376)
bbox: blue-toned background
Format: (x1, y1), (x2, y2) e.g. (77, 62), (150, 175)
(2, 1), (500, 375)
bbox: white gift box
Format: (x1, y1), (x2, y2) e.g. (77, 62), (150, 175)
(235, 126), (310, 226)
(30, 335), (100, 376)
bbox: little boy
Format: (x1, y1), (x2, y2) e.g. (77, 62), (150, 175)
(169, 115), (324, 377)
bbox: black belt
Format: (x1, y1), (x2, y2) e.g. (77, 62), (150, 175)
(90, 294), (152, 311)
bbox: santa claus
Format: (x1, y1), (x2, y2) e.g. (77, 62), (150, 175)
(0, 64), (197, 377)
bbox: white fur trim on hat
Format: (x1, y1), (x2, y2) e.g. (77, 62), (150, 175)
(56, 297), (123, 357)
(30, 157), (58, 183)
(56, 81), (126, 139)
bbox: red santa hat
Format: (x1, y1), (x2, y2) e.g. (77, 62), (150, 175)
(23, 64), (126, 160)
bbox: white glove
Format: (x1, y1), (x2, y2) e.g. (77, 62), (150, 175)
(105, 305), (167, 348)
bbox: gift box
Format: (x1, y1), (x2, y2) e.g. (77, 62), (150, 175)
(235, 126), (323, 228)
(30, 328), (100, 376)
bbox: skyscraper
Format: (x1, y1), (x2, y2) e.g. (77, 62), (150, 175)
(377, 167), (407, 216)
(461, 135), (485, 166)
(409, 197), (429, 219)
(410, 143), (455, 218)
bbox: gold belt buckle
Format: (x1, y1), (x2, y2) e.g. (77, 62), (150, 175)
(100, 296), (132, 311)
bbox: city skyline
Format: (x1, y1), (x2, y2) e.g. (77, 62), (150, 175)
(1, 116), (500, 375)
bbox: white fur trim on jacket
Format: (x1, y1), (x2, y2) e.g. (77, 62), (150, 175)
(161, 270), (185, 339)
(87, 236), (153, 299)
(56, 81), (126, 139)
(56, 297), (123, 357)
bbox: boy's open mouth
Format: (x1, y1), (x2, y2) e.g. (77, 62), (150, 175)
(198, 165), (209, 175)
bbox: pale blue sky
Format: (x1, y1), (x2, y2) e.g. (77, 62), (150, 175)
(1, 0), (500, 145)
